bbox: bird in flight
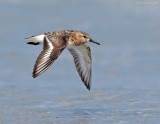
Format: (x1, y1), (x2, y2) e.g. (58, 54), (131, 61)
(25, 30), (100, 90)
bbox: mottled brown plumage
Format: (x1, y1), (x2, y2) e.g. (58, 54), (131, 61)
(32, 36), (67, 78)
(25, 30), (100, 90)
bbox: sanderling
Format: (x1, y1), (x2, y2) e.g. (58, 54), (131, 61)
(25, 30), (100, 90)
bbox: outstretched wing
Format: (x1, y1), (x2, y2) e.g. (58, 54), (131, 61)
(69, 44), (92, 90)
(33, 36), (67, 78)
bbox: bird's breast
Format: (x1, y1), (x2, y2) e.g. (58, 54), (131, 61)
(66, 40), (76, 49)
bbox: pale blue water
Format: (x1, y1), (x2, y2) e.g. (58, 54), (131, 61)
(0, 0), (160, 124)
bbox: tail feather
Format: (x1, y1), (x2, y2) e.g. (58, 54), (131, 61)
(25, 34), (45, 45)
(27, 42), (39, 45)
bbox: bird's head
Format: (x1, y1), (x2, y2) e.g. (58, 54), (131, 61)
(69, 31), (100, 45)
(83, 32), (100, 45)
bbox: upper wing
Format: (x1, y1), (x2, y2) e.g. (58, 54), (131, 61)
(33, 36), (67, 78)
(69, 44), (92, 90)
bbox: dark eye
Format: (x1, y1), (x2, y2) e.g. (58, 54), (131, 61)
(83, 35), (86, 38)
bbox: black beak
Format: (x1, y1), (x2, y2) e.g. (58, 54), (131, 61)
(89, 39), (100, 45)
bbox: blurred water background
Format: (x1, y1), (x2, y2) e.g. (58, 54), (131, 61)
(0, 0), (160, 123)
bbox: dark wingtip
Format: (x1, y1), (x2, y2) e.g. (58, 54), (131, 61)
(32, 74), (36, 78)
(32, 71), (37, 78)
(87, 87), (91, 90)
(32, 74), (37, 78)
(86, 85), (91, 90)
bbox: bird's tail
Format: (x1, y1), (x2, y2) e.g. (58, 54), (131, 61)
(25, 34), (45, 45)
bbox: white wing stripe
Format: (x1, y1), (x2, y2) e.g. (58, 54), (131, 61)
(36, 37), (53, 68)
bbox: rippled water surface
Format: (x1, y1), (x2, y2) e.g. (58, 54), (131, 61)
(0, 0), (160, 123)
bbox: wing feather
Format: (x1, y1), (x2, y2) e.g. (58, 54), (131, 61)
(69, 44), (92, 90)
(33, 36), (66, 78)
